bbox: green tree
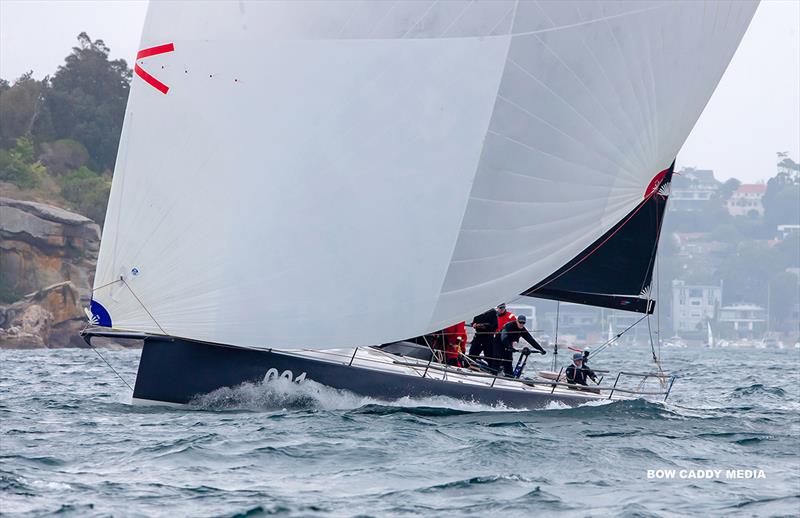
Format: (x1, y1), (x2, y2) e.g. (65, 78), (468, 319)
(710, 223), (744, 244)
(58, 166), (111, 224)
(716, 178), (741, 201)
(43, 32), (131, 172)
(0, 136), (46, 188)
(776, 154), (800, 177)
(763, 179), (800, 231)
(774, 233), (800, 268)
(39, 138), (89, 176)
(0, 72), (51, 148)
(716, 241), (780, 306)
(767, 271), (800, 332)
(732, 214), (769, 239)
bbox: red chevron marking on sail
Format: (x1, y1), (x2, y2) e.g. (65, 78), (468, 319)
(136, 43), (174, 60)
(135, 43), (175, 94)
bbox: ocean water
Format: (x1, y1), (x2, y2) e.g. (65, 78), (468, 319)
(1, 346), (798, 517)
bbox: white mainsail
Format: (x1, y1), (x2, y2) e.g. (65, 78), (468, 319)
(92, 0), (757, 349)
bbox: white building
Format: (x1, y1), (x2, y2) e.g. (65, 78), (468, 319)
(672, 280), (722, 333)
(669, 168), (719, 212)
(542, 303), (601, 344)
(719, 304), (766, 339)
(726, 184), (766, 217)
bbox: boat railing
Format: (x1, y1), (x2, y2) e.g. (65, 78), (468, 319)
(297, 346), (676, 400)
(389, 358), (676, 399)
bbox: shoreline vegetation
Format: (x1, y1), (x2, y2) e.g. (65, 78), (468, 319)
(1, 33), (798, 348)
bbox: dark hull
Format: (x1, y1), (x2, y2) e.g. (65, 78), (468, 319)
(133, 337), (597, 408)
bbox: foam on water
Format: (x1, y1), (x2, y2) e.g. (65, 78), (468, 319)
(191, 378), (376, 411)
(191, 378), (526, 413)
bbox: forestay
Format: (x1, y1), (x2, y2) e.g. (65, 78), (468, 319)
(92, 0), (758, 349)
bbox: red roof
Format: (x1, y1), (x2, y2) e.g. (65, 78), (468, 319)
(736, 184), (766, 194)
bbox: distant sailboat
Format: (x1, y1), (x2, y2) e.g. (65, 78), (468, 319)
(706, 321), (714, 349)
(83, 0), (757, 407)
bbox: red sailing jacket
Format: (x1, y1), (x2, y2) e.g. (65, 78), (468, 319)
(443, 321), (467, 361)
(496, 311), (517, 332)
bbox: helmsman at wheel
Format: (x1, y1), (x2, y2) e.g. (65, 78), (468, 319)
(496, 314), (545, 376)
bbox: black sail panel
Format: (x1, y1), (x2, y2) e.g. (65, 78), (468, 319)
(522, 163), (674, 314)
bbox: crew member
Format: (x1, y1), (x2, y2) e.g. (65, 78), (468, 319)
(469, 308), (498, 363)
(495, 303), (516, 332)
(442, 321), (467, 367)
(496, 315), (545, 376)
(582, 349), (598, 383)
(566, 352), (592, 386)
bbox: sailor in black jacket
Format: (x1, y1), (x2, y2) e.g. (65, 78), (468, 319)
(566, 352), (593, 386)
(497, 315), (545, 376)
(469, 307), (499, 364)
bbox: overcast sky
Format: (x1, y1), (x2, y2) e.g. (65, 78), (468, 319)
(1, 0), (798, 184)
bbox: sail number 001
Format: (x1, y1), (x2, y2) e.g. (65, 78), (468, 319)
(263, 368), (306, 384)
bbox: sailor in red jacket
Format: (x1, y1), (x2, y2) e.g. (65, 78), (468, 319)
(495, 303), (516, 332)
(442, 321), (467, 366)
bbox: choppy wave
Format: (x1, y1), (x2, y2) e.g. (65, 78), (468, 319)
(2, 347), (799, 517)
(731, 383), (787, 398)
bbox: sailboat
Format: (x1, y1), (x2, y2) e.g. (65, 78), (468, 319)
(706, 321), (714, 349)
(83, 0), (757, 407)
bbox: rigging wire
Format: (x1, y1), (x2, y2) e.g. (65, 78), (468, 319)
(656, 234), (662, 361)
(652, 183), (667, 385)
(83, 278), (153, 393)
(553, 301), (560, 371)
(89, 345), (134, 392)
(81, 321), (134, 391)
(121, 278), (169, 336)
(587, 313), (648, 360)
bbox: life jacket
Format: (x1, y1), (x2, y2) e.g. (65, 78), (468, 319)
(496, 311), (516, 332)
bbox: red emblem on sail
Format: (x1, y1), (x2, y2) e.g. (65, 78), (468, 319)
(644, 168), (669, 199)
(134, 43), (175, 94)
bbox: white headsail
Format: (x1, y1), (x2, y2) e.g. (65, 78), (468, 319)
(92, 0), (757, 349)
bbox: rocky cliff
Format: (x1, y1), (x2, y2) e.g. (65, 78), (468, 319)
(1, 197), (100, 347)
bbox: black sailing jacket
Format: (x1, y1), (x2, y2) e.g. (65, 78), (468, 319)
(565, 363), (595, 385)
(498, 321), (545, 353)
(470, 309), (498, 335)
